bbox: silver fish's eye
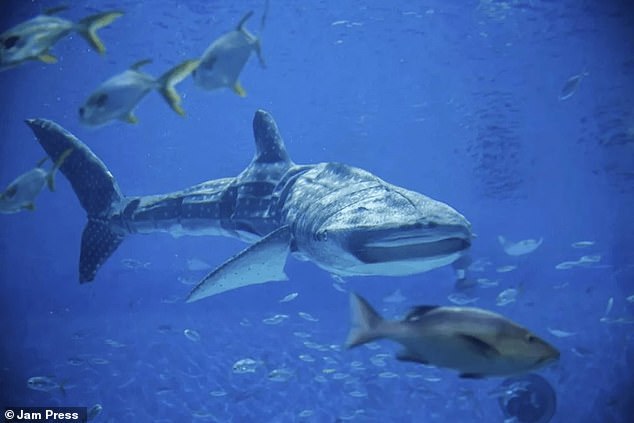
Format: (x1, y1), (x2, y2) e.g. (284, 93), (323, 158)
(1, 35), (19, 49)
(525, 334), (536, 343)
(90, 93), (108, 108)
(4, 185), (17, 199)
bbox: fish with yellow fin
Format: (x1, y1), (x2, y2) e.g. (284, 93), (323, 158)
(0, 6), (123, 71)
(192, 9), (266, 97)
(0, 148), (72, 213)
(78, 59), (200, 126)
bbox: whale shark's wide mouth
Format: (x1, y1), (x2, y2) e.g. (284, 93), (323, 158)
(348, 224), (471, 264)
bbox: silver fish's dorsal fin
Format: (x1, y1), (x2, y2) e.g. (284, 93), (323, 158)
(44, 6), (69, 16)
(251, 109), (292, 165)
(404, 305), (440, 321)
(130, 59), (152, 70)
(236, 11), (254, 31)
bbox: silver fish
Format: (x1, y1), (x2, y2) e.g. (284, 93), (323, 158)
(0, 148), (72, 214)
(79, 58), (199, 126)
(192, 11), (265, 96)
(0, 6), (122, 71)
(345, 293), (559, 378)
(558, 71), (589, 101)
(87, 404), (103, 421)
(497, 235), (543, 256)
(27, 376), (64, 394)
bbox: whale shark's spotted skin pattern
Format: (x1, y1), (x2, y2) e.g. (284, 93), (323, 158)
(26, 110), (472, 291)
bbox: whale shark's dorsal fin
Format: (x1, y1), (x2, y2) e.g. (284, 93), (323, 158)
(251, 109), (293, 166)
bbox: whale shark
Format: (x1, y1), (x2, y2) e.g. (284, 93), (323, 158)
(25, 110), (472, 302)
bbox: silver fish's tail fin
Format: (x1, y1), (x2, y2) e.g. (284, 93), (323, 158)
(46, 147), (73, 192)
(25, 119), (125, 283)
(77, 10), (124, 54)
(345, 292), (386, 348)
(157, 59), (200, 116)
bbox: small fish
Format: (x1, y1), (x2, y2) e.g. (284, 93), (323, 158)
(626, 294), (634, 303)
(571, 241), (594, 248)
(476, 278), (499, 288)
(0, 148), (72, 214)
(279, 292), (299, 303)
(187, 257), (211, 271)
(0, 7), (122, 71)
(192, 10), (266, 96)
(66, 357), (84, 366)
(496, 265), (517, 273)
(558, 71), (589, 101)
(293, 331), (311, 338)
(232, 358), (258, 374)
(498, 236), (543, 256)
(345, 293), (559, 378)
(383, 289), (407, 303)
(262, 314), (289, 325)
(547, 327), (576, 338)
(268, 368), (293, 382)
(87, 404), (103, 421)
(104, 338), (125, 348)
(496, 288), (519, 306)
(177, 275), (198, 286)
(447, 292), (479, 305)
(602, 297), (614, 319)
(79, 58), (199, 126)
(120, 258), (150, 270)
(579, 254), (601, 264)
(209, 390), (227, 397)
(183, 328), (201, 342)
(27, 376), (64, 394)
(469, 258), (492, 272)
(379, 371), (399, 379)
(298, 311), (319, 322)
(571, 346), (593, 358)
(298, 354), (315, 362)
(555, 260), (577, 270)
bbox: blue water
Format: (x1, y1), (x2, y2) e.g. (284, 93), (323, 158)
(1, 0), (633, 422)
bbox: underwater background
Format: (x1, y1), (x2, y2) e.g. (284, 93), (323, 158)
(1, 0), (633, 422)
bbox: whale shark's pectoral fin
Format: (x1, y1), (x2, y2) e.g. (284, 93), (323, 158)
(186, 225), (291, 302)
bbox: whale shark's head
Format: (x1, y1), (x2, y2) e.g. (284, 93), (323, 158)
(290, 164), (472, 277)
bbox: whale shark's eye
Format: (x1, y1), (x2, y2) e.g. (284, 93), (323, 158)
(314, 230), (328, 242)
(2, 35), (19, 49)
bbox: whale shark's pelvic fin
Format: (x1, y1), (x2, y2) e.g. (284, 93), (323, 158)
(186, 225), (291, 302)
(25, 118), (124, 283)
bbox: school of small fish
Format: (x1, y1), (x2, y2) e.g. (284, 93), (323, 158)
(3, 2), (630, 422)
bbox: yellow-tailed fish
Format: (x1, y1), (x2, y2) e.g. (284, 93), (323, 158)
(192, 9), (266, 97)
(0, 6), (122, 71)
(0, 148), (72, 213)
(79, 59), (200, 126)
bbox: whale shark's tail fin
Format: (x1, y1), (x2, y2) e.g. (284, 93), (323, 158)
(25, 119), (125, 283)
